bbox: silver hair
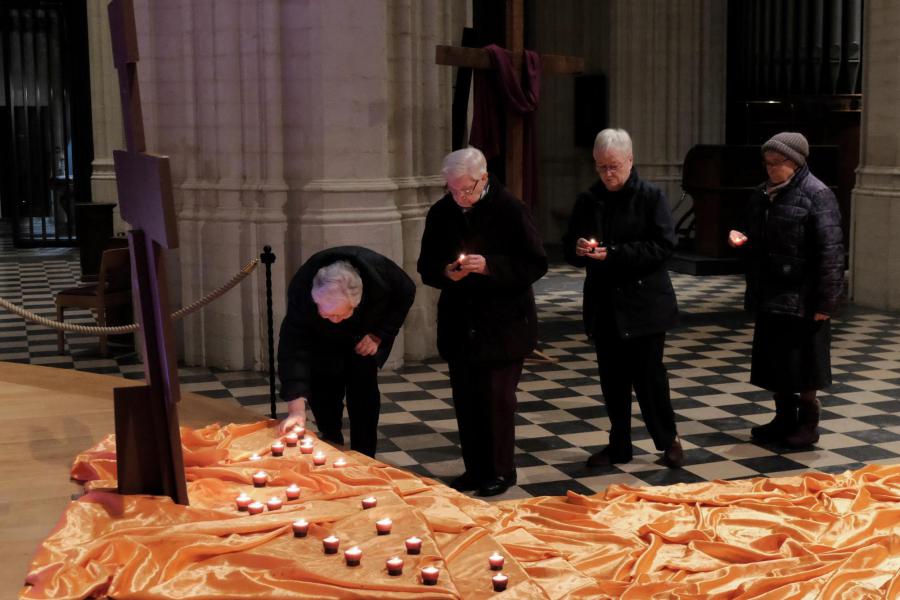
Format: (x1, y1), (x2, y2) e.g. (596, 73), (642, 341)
(311, 261), (363, 309)
(593, 128), (633, 157)
(441, 147), (487, 180)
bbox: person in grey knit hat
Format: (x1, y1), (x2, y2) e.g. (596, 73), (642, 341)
(727, 131), (844, 449)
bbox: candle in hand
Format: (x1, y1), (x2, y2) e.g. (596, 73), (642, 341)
(292, 519), (309, 538)
(405, 536), (422, 555)
(235, 492), (252, 511)
(271, 441), (285, 457)
(313, 451), (326, 466)
(266, 496), (282, 511)
(344, 546), (362, 567)
(488, 552), (505, 570)
(375, 517), (393, 535)
(588, 238), (598, 253)
(492, 573), (509, 592)
(285, 483), (301, 500)
(386, 556), (403, 576)
(421, 566), (440, 585)
(252, 471), (268, 487)
(322, 535), (340, 554)
(454, 254), (466, 271)
(247, 501), (265, 515)
(361, 496), (377, 510)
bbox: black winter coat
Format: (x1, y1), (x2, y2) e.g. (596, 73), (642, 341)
(739, 165), (844, 318)
(562, 170), (678, 339)
(277, 246), (416, 400)
(417, 176), (548, 363)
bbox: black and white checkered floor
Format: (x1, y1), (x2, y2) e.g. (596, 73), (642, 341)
(3, 241), (900, 501)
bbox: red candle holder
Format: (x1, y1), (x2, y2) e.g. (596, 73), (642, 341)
(322, 535), (340, 554)
(344, 546), (362, 567)
(292, 425), (306, 437)
(405, 536), (422, 555)
(271, 441), (285, 457)
(235, 493), (252, 511)
(284, 432), (299, 447)
(492, 573), (509, 592)
(488, 552), (505, 570)
(300, 441), (314, 455)
(375, 518), (392, 535)
(386, 556), (403, 576)
(361, 496), (377, 510)
(252, 471), (268, 487)
(247, 501), (265, 515)
(285, 484), (301, 500)
(421, 566), (440, 586)
(266, 497), (283, 511)
(313, 452), (326, 466)
(292, 519), (309, 538)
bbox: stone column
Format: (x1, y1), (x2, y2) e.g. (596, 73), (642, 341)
(849, 1), (900, 308)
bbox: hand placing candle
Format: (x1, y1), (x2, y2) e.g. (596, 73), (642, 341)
(344, 546), (362, 567)
(235, 492), (252, 511)
(488, 552), (505, 570)
(252, 471), (268, 487)
(292, 519), (309, 538)
(292, 424), (306, 437)
(247, 501), (265, 515)
(492, 573), (509, 592)
(266, 496), (282, 511)
(361, 496), (377, 510)
(271, 440), (285, 457)
(313, 451), (326, 466)
(421, 566), (440, 586)
(322, 535), (340, 554)
(386, 556), (403, 576)
(285, 483), (301, 500)
(405, 536), (422, 555)
(375, 517), (393, 535)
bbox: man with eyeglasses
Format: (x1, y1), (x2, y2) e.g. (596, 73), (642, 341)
(563, 128), (683, 470)
(727, 132), (843, 448)
(418, 147), (547, 497)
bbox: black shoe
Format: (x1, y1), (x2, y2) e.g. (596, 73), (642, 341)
(477, 472), (517, 497)
(751, 393), (799, 442)
(661, 438), (684, 469)
(449, 472), (482, 492)
(586, 447), (632, 468)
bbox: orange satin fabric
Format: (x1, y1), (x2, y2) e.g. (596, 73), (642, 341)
(22, 421), (900, 599)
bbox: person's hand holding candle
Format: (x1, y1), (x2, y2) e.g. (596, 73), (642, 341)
(728, 229), (748, 248)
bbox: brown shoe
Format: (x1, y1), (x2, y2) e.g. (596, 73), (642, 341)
(662, 438), (684, 469)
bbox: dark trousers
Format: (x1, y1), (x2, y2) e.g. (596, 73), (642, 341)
(594, 331), (677, 453)
(448, 359), (523, 482)
(308, 353), (380, 457)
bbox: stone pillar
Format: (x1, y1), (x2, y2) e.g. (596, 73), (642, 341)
(533, 0), (727, 243)
(849, 1), (900, 308)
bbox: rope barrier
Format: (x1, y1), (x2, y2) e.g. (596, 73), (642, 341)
(0, 258), (259, 335)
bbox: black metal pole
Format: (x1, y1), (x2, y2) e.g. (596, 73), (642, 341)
(260, 246), (277, 419)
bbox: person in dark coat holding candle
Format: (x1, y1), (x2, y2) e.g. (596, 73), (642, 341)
(418, 147), (548, 497)
(728, 132), (844, 448)
(563, 128), (683, 469)
(277, 246), (416, 457)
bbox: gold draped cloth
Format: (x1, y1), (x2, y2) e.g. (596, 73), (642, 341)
(22, 421), (900, 599)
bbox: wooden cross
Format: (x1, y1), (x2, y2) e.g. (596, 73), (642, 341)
(435, 0), (584, 199)
(107, 0), (188, 505)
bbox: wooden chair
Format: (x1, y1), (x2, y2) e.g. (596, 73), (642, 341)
(56, 247), (132, 356)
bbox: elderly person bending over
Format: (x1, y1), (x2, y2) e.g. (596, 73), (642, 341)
(277, 247), (415, 457)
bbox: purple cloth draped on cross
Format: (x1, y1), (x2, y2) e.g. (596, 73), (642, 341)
(470, 44), (542, 209)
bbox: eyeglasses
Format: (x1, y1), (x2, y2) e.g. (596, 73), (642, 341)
(763, 157), (789, 168)
(446, 179), (481, 197)
(595, 162), (624, 174)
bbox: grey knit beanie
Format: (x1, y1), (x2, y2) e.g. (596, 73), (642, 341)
(761, 132), (809, 167)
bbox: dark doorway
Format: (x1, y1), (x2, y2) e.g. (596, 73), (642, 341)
(1, 0), (93, 247)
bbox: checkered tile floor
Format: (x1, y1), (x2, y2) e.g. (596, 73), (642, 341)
(3, 234), (900, 501)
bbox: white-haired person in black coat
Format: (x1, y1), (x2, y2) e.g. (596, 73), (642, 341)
(728, 132), (844, 448)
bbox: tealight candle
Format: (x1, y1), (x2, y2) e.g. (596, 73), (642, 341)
(333, 458), (347, 468)
(285, 483), (301, 500)
(361, 496), (377, 509)
(375, 517), (393, 535)
(313, 451), (326, 466)
(323, 535), (340, 554)
(266, 496), (283, 511)
(292, 519), (309, 538)
(488, 552), (505, 570)
(252, 471), (268, 487)
(292, 424), (306, 437)
(454, 254), (466, 271)
(492, 573), (509, 592)
(284, 432), (299, 446)
(271, 441), (285, 457)
(344, 546), (362, 567)
(300, 440), (314, 454)
(235, 492), (252, 511)
(588, 238), (598, 253)
(247, 501), (265, 515)
(405, 536), (422, 555)
(249, 453), (262, 461)
(421, 566), (440, 585)
(386, 556), (403, 576)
